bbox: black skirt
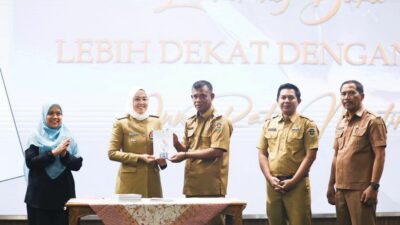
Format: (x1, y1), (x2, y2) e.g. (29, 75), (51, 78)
(27, 204), (68, 225)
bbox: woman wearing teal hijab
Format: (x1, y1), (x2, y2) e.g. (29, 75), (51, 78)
(24, 103), (83, 225)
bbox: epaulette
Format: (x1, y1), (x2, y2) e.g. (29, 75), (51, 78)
(185, 114), (197, 126)
(213, 112), (223, 119)
(149, 115), (159, 118)
(116, 114), (129, 120)
(299, 114), (314, 122)
(365, 110), (381, 118)
(188, 114), (197, 120)
(265, 114), (279, 122)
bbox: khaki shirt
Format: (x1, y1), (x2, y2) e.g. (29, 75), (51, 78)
(182, 106), (233, 196)
(334, 108), (387, 190)
(257, 113), (319, 176)
(108, 114), (163, 197)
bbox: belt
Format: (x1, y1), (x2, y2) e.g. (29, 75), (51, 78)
(276, 174), (308, 181)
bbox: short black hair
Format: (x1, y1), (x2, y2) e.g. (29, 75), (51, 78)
(276, 83), (301, 101)
(192, 80), (213, 92)
(340, 80), (364, 94)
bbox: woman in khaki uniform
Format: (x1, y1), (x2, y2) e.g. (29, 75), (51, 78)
(108, 87), (166, 197)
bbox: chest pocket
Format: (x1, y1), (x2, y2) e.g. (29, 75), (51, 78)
(265, 129), (277, 138)
(200, 127), (212, 148)
(288, 127), (304, 151)
(352, 126), (367, 136)
(186, 128), (195, 148)
(352, 126), (368, 150)
(264, 128), (278, 150)
(288, 127), (304, 140)
(335, 129), (345, 150)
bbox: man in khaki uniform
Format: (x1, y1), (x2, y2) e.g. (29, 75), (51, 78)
(327, 80), (387, 225)
(257, 83), (319, 225)
(171, 80), (233, 225)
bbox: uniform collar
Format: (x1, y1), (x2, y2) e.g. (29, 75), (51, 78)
(344, 106), (365, 120)
(278, 112), (299, 123)
(198, 105), (215, 119)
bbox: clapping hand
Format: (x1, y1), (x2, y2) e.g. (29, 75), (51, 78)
(52, 138), (71, 156)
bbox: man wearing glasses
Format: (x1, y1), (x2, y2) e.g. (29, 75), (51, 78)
(171, 80), (233, 225)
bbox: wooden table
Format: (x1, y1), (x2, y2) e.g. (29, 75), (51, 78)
(66, 198), (246, 225)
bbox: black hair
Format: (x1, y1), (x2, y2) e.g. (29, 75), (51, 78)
(276, 83), (301, 101)
(340, 80), (364, 94)
(192, 80), (213, 92)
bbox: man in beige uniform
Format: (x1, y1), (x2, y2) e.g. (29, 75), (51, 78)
(257, 83), (319, 225)
(171, 80), (233, 225)
(327, 80), (387, 225)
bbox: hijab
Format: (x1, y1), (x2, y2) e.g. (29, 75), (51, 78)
(126, 87), (149, 121)
(26, 103), (79, 179)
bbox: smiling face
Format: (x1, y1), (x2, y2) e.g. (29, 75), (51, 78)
(278, 88), (300, 117)
(46, 105), (63, 128)
(133, 89), (148, 114)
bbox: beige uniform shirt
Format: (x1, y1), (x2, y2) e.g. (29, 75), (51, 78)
(108, 114), (163, 197)
(334, 108), (387, 190)
(257, 113), (319, 176)
(182, 106), (233, 196)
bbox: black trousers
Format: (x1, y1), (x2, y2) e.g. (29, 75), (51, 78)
(27, 204), (68, 225)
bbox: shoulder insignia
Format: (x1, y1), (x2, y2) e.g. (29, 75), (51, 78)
(214, 121), (224, 133)
(149, 115), (159, 118)
(308, 128), (316, 137)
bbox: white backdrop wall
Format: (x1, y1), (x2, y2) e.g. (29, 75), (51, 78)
(0, 0), (399, 215)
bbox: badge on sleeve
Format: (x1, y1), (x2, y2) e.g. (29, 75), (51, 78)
(308, 128), (316, 137)
(215, 122), (223, 133)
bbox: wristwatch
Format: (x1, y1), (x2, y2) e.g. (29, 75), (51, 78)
(370, 182), (380, 191)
